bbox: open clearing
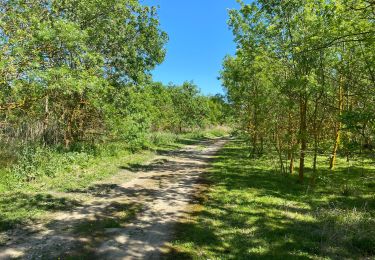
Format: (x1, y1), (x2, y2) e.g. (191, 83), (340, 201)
(0, 138), (227, 260)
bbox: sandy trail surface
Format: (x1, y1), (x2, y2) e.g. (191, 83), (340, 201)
(0, 138), (227, 260)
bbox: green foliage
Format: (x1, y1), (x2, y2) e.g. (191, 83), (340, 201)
(148, 132), (179, 147)
(103, 82), (229, 150)
(0, 0), (167, 148)
(11, 146), (93, 182)
(0, 0), (230, 186)
(221, 0), (375, 176)
(11, 147), (55, 181)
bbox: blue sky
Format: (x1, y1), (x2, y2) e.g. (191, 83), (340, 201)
(142, 0), (240, 95)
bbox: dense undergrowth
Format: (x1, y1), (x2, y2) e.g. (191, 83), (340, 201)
(166, 139), (375, 260)
(0, 128), (228, 233)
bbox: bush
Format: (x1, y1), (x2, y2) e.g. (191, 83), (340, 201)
(11, 146), (93, 182)
(148, 132), (178, 146)
(340, 184), (355, 196)
(314, 207), (375, 256)
(11, 146), (52, 181)
(204, 126), (229, 137)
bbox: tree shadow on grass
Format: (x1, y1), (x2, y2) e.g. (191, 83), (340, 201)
(162, 143), (375, 260)
(0, 184), (150, 257)
(0, 193), (81, 232)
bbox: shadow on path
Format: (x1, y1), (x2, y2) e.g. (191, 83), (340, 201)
(0, 137), (228, 260)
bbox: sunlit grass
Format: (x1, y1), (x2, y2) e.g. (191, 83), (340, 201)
(165, 139), (375, 259)
(0, 128), (228, 232)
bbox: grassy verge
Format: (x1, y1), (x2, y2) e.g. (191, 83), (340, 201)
(165, 139), (375, 260)
(0, 128), (228, 233)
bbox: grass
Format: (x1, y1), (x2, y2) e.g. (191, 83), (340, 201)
(0, 193), (80, 234)
(0, 128), (228, 233)
(0, 151), (155, 233)
(164, 139), (375, 260)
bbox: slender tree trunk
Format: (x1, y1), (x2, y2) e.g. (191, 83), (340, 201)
(299, 96), (307, 182)
(64, 107), (75, 149)
(329, 76), (344, 170)
(311, 133), (319, 187)
(288, 110), (292, 160)
(42, 94), (49, 145)
(252, 101), (258, 157)
(312, 96), (320, 173)
(312, 51), (325, 183)
(275, 121), (285, 174)
(313, 137), (318, 172)
(252, 133), (257, 158)
(64, 120), (72, 149)
(78, 94), (86, 141)
(290, 152), (295, 175)
(287, 108), (294, 175)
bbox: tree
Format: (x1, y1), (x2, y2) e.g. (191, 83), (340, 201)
(0, 0), (167, 148)
(221, 0), (375, 181)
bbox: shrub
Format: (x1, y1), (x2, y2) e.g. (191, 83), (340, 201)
(11, 146), (93, 182)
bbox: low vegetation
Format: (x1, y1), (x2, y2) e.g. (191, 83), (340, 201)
(0, 128), (228, 233)
(166, 139), (375, 259)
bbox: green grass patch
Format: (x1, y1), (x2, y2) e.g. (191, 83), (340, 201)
(0, 193), (80, 233)
(165, 139), (375, 260)
(0, 128), (229, 232)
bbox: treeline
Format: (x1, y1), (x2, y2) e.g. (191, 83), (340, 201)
(0, 0), (226, 157)
(221, 0), (374, 181)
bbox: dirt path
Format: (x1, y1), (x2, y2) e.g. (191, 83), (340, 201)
(0, 138), (227, 260)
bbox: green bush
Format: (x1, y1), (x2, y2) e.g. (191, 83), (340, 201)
(149, 132), (179, 146)
(11, 146), (53, 181)
(11, 146), (93, 182)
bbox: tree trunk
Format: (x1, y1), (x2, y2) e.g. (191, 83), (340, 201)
(290, 152), (295, 175)
(312, 96), (320, 173)
(329, 76), (344, 170)
(287, 108), (295, 175)
(252, 101), (258, 157)
(260, 136), (264, 155)
(42, 94), (49, 145)
(288, 110), (293, 160)
(252, 133), (257, 158)
(313, 140), (318, 173)
(299, 96), (307, 182)
(275, 122), (285, 174)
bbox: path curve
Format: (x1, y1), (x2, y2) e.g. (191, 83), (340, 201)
(0, 138), (227, 260)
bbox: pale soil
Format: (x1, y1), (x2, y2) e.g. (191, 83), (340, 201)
(0, 138), (227, 260)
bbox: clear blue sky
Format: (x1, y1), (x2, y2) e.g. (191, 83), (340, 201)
(142, 0), (240, 95)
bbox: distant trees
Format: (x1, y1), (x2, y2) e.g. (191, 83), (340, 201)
(147, 81), (228, 134)
(221, 0), (375, 181)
